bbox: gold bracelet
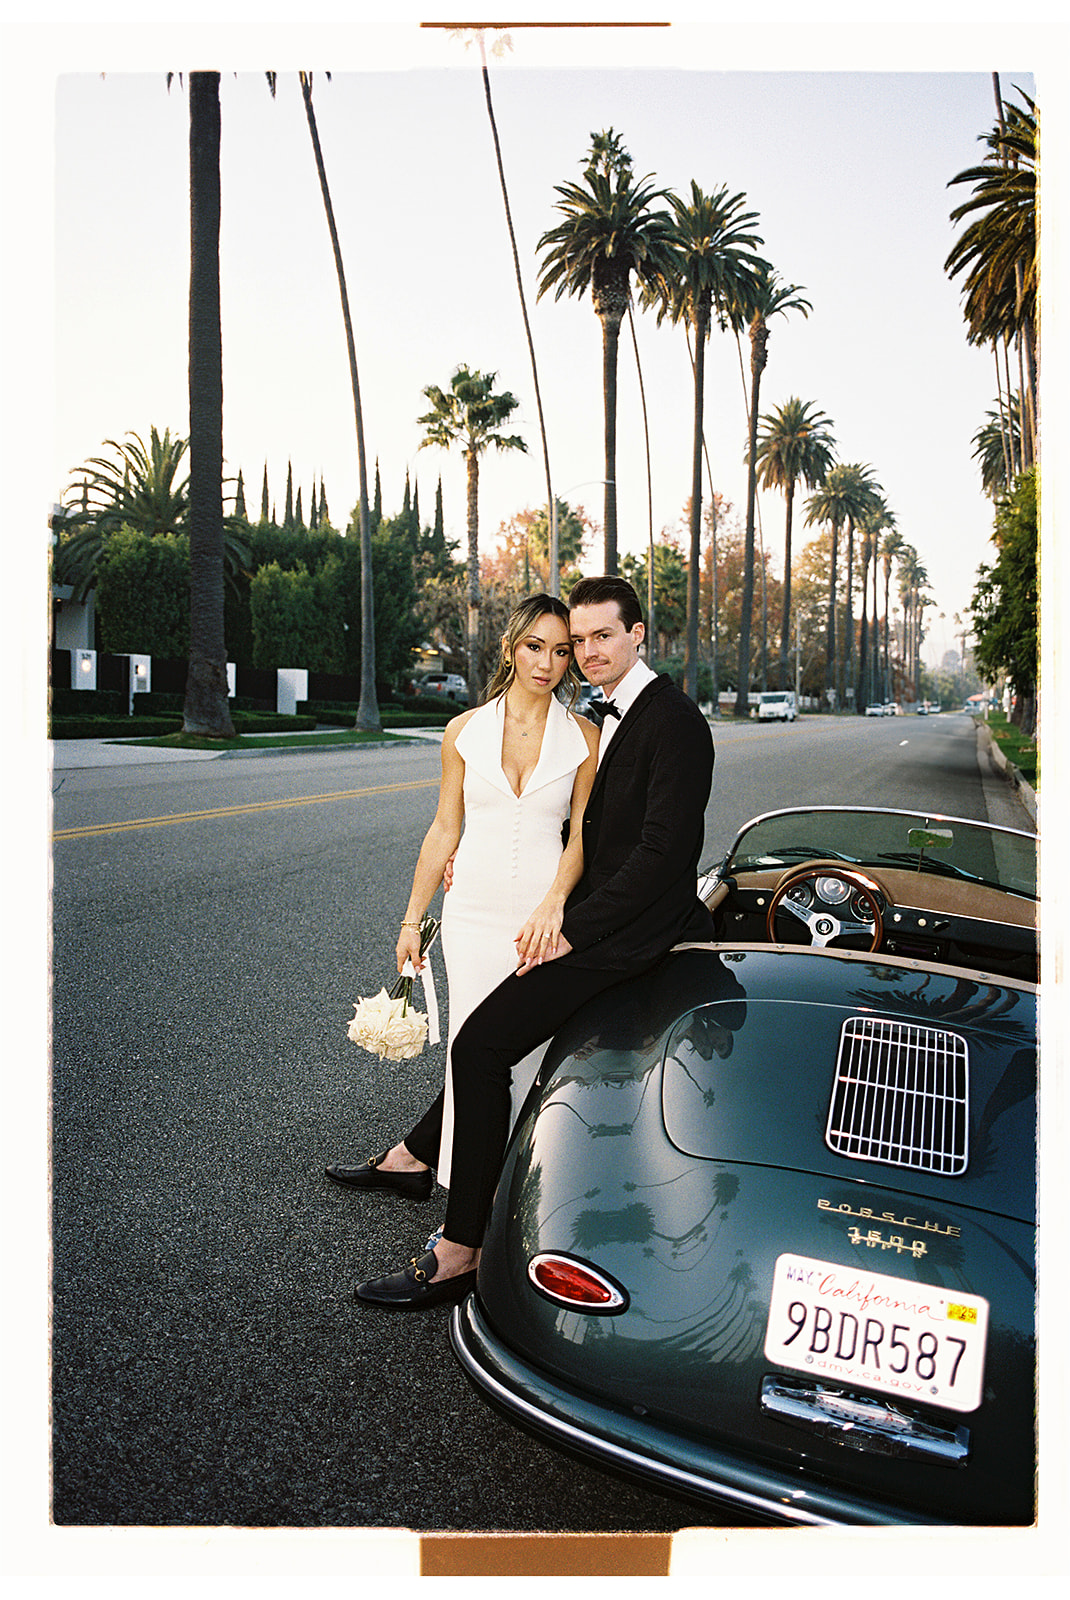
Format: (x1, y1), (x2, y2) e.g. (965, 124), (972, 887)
(400, 920), (421, 928)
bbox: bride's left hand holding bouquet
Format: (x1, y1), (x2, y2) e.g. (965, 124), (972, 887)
(347, 915), (441, 1061)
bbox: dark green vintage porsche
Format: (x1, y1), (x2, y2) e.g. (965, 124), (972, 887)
(450, 807), (1038, 1526)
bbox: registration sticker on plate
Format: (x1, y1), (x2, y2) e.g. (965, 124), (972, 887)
(765, 1253), (989, 1413)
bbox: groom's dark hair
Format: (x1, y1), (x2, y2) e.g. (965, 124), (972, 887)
(568, 575), (644, 632)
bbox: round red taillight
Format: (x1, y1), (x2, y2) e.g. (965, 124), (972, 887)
(527, 1253), (628, 1313)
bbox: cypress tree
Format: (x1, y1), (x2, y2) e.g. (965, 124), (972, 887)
(234, 468), (247, 520)
(295, 485), (304, 528)
(320, 477), (330, 527)
(434, 476), (444, 546)
(372, 459), (382, 531)
(260, 463), (270, 523)
(284, 461), (294, 528)
(309, 479), (319, 529)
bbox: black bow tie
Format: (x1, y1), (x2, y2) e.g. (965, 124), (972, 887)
(587, 697), (621, 724)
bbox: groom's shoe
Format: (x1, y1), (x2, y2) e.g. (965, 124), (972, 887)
(325, 1152), (433, 1200)
(354, 1249), (477, 1310)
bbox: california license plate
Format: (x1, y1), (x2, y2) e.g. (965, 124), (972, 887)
(764, 1253), (989, 1413)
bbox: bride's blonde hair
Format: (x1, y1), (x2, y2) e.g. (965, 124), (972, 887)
(482, 593), (582, 707)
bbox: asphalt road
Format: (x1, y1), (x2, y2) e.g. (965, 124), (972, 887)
(48, 712), (1032, 1530)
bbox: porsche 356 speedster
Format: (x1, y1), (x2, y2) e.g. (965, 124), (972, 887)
(450, 806), (1038, 1527)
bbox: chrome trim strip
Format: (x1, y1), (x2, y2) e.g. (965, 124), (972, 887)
(449, 1303), (837, 1526)
(667, 941), (1037, 992)
(449, 1300), (947, 1526)
(719, 805), (1034, 864)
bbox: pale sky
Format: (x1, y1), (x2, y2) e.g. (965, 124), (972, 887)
(43, 20), (1036, 670)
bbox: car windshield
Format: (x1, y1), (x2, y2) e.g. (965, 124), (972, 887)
(722, 807), (1036, 900)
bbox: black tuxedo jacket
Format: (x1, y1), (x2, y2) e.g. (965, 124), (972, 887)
(561, 675), (716, 970)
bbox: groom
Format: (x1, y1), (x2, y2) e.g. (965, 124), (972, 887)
(350, 575), (716, 1307)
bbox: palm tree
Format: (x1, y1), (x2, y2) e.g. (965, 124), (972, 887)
(897, 546), (931, 703)
(645, 181), (766, 702)
(584, 130), (658, 640)
(945, 86), (1037, 467)
(470, 33), (557, 593)
(973, 393), (1023, 498)
(58, 427), (189, 602)
(856, 495), (895, 708)
(297, 71), (378, 730)
(183, 71), (234, 737)
(804, 462), (880, 706)
(537, 144), (676, 572)
(755, 398), (836, 691)
(418, 366), (527, 704)
(56, 425), (248, 603)
(733, 270), (812, 713)
(880, 528), (905, 699)
(839, 464), (882, 707)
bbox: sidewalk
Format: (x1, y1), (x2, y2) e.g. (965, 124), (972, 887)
(49, 727), (447, 769)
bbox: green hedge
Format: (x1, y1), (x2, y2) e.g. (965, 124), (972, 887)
(298, 696), (456, 727)
(51, 688), (128, 717)
(51, 715), (183, 740)
(50, 712), (318, 740)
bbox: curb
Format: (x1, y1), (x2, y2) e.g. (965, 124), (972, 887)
(976, 720), (1037, 824)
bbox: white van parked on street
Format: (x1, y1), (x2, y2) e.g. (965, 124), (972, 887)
(756, 690), (797, 722)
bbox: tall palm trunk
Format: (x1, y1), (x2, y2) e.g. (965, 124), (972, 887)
(777, 480), (796, 690)
(627, 305), (656, 654)
(734, 312), (767, 716)
(871, 548), (881, 700)
(685, 301), (708, 702)
(478, 42), (557, 591)
(598, 308), (622, 573)
(465, 453), (480, 704)
(857, 539), (871, 708)
(843, 515), (857, 708)
(300, 73), (378, 730)
(184, 71), (234, 737)
(826, 519), (840, 702)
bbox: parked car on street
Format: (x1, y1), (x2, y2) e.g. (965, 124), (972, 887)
(756, 691), (797, 722)
(573, 682), (602, 719)
(416, 672), (468, 703)
(452, 805), (1038, 1526)
(865, 702), (888, 717)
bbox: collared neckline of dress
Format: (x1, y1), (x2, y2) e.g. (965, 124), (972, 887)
(454, 694), (590, 802)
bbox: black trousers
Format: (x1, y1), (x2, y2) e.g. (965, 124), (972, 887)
(404, 958), (636, 1247)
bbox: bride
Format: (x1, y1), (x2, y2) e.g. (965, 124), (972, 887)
(326, 592), (598, 1197)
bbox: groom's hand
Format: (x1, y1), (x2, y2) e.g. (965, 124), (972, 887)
(516, 933), (573, 976)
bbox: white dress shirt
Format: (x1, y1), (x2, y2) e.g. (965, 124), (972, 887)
(596, 658), (657, 764)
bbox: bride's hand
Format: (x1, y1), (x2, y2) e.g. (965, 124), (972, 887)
(515, 898), (564, 970)
(396, 924), (424, 974)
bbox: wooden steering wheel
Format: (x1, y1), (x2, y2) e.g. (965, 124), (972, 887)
(765, 864), (885, 954)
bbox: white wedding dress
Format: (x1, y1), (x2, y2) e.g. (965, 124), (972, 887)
(436, 693), (590, 1187)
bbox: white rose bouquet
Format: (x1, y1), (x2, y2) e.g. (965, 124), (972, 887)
(347, 915), (441, 1061)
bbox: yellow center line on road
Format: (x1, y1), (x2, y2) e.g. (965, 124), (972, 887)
(52, 778), (440, 841)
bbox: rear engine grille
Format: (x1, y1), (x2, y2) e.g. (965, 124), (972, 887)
(826, 1017), (969, 1175)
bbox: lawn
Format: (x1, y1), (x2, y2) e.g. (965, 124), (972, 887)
(983, 711), (1038, 788)
(113, 728), (419, 753)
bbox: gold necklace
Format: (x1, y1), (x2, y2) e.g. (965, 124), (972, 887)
(506, 696), (544, 739)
